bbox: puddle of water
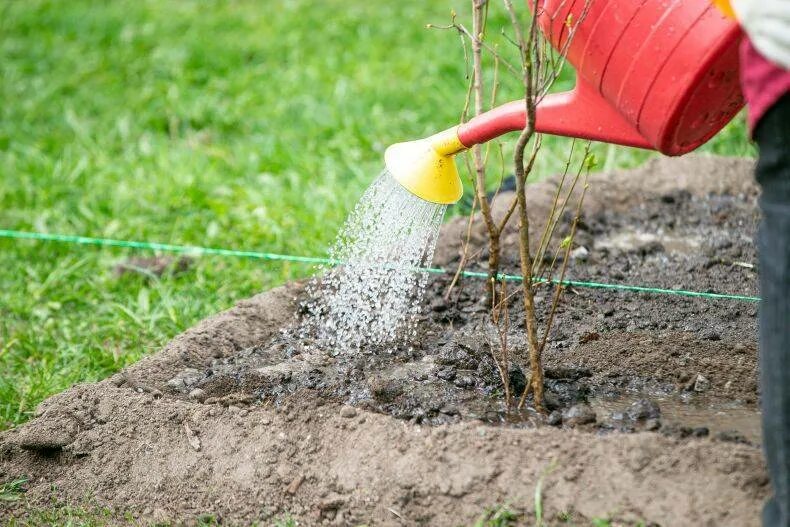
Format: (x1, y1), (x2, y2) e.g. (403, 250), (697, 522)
(589, 393), (762, 444)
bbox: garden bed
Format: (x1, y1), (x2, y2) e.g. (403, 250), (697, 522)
(0, 155), (768, 526)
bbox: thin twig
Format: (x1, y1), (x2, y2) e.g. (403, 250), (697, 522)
(536, 142), (590, 281)
(538, 170), (590, 355)
(489, 279), (511, 405)
(428, 19), (519, 76)
(532, 139), (576, 273)
(445, 193), (479, 299)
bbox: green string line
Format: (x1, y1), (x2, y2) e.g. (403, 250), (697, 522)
(0, 228), (760, 303)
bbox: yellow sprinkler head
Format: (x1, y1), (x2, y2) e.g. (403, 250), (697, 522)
(384, 126), (468, 205)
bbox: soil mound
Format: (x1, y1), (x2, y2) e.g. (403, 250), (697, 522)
(0, 155), (768, 526)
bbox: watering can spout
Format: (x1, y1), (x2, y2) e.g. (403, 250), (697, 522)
(384, 78), (652, 205)
(455, 80), (653, 151)
(533, 81), (653, 149)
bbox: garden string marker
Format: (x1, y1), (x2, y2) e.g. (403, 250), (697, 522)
(384, 0), (742, 204)
(0, 229), (759, 303)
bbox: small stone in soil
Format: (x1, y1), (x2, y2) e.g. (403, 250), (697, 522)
(439, 404), (459, 416)
(453, 376), (475, 388)
(660, 424), (694, 439)
(542, 392), (562, 412)
(701, 329), (721, 341)
(430, 299), (448, 312)
(570, 246), (589, 261)
(562, 404), (596, 426)
(286, 475), (305, 495)
(369, 377), (403, 403)
(693, 374), (711, 392)
(188, 388), (206, 402)
(715, 430), (749, 444)
(165, 368), (204, 392)
(436, 367), (456, 381)
(436, 342), (480, 370)
(339, 406), (357, 418)
(626, 398), (661, 421)
(692, 427), (710, 437)
(544, 366), (593, 381)
(547, 410), (562, 426)
(644, 418), (661, 431)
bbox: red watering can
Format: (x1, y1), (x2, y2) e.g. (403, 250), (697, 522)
(459, 0), (744, 155)
(386, 0), (744, 203)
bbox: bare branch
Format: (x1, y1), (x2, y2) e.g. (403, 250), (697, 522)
(534, 142), (590, 280)
(445, 193), (479, 300)
(538, 168), (590, 355)
(428, 16), (520, 77)
(532, 139), (577, 276)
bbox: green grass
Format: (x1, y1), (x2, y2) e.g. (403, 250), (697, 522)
(471, 506), (521, 526)
(0, 0), (754, 430)
(0, 478), (28, 503)
(4, 507), (113, 527)
(2, 502), (296, 527)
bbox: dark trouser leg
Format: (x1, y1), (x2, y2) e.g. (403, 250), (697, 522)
(755, 93), (790, 527)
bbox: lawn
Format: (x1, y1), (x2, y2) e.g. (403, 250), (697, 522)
(0, 0), (754, 430)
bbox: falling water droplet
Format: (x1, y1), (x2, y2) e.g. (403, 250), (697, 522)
(299, 170), (446, 352)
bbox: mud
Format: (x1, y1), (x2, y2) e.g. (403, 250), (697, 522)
(0, 155), (768, 526)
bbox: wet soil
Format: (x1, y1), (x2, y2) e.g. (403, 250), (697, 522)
(0, 155), (769, 526)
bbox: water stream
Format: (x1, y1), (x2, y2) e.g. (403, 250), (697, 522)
(301, 170), (447, 352)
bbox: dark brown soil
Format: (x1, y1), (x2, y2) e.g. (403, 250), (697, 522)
(0, 155), (768, 526)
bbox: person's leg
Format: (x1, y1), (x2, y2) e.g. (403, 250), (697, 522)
(755, 93), (790, 527)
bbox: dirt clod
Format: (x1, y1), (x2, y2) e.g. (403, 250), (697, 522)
(694, 373), (712, 392)
(562, 404), (597, 426)
(286, 475), (305, 495)
(627, 399), (661, 421)
(339, 406), (357, 418)
(188, 388), (206, 402)
(14, 419), (76, 452)
(645, 418), (661, 431)
(547, 410), (563, 426)
(183, 423), (201, 452)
